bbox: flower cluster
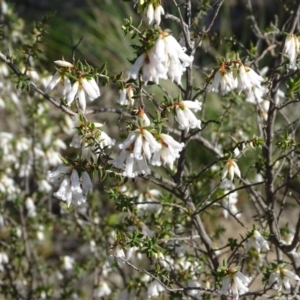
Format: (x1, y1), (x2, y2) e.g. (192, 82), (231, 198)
(113, 109), (187, 177)
(174, 100), (202, 131)
(66, 77), (100, 111)
(45, 60), (73, 97)
(128, 31), (193, 84)
(46, 60), (100, 111)
(113, 127), (161, 177)
(209, 62), (264, 99)
(146, 2), (164, 25)
(47, 166), (93, 206)
(151, 133), (185, 168)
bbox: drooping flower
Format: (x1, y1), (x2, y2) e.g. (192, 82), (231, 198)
(118, 86), (134, 106)
(0, 252), (8, 272)
(113, 127), (161, 177)
(137, 107), (151, 127)
(175, 100), (202, 131)
(209, 67), (237, 95)
(118, 88), (127, 106)
(109, 244), (126, 266)
(222, 189), (241, 219)
(81, 171), (93, 198)
(94, 281), (112, 298)
(128, 31), (193, 85)
(245, 85), (266, 105)
(113, 146), (151, 178)
(146, 3), (165, 25)
(67, 77), (100, 111)
(25, 197), (37, 218)
(126, 85), (134, 107)
(163, 34), (194, 83)
(147, 280), (165, 298)
(127, 52), (167, 84)
(220, 270), (251, 300)
(36, 225), (45, 242)
(246, 230), (269, 253)
(283, 33), (300, 69)
(236, 64), (264, 94)
(47, 166), (93, 206)
(146, 3), (155, 24)
(151, 133), (185, 168)
(61, 255), (75, 271)
(45, 60), (73, 97)
(268, 267), (300, 292)
(153, 4), (165, 25)
(222, 158), (241, 181)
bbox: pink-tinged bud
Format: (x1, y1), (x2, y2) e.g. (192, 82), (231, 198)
(54, 60), (74, 68)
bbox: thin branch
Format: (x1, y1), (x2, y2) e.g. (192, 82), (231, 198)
(136, 201), (188, 212)
(164, 13), (188, 30)
(194, 181), (265, 215)
(170, 0), (192, 51)
(84, 107), (133, 117)
(203, 0), (224, 34)
(0, 52), (77, 116)
(116, 256), (222, 295)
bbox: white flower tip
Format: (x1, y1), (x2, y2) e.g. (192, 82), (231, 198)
(54, 60), (74, 68)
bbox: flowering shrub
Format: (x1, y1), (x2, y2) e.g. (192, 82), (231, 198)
(0, 0), (300, 299)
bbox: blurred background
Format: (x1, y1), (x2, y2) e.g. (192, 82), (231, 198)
(8, 0), (288, 69)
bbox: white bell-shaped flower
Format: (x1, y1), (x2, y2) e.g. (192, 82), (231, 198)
(268, 268), (300, 292)
(94, 281), (111, 298)
(113, 127), (160, 177)
(175, 100), (202, 131)
(283, 33), (300, 69)
(151, 133), (185, 168)
(236, 64), (264, 95)
(246, 230), (269, 253)
(209, 68), (237, 95)
(147, 280), (165, 298)
(222, 158), (241, 181)
(220, 270), (251, 300)
(222, 189), (241, 219)
(67, 77), (100, 111)
(48, 166), (93, 206)
(128, 31), (193, 85)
